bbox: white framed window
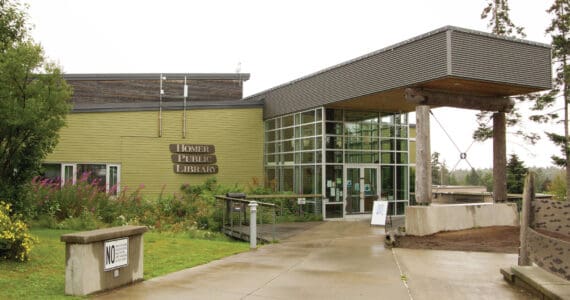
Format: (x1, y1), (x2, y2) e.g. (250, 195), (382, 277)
(46, 163), (120, 194)
(106, 164), (120, 195)
(61, 163), (77, 186)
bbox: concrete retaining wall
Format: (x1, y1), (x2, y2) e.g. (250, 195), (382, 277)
(405, 203), (519, 236)
(61, 225), (147, 296)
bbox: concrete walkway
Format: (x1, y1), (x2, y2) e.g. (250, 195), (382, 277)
(94, 221), (535, 299)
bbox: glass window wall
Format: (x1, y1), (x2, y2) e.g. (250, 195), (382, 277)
(264, 107), (411, 216)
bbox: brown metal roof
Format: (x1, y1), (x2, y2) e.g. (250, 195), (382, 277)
(244, 26), (551, 119)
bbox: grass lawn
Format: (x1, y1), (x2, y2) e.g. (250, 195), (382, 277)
(0, 229), (249, 299)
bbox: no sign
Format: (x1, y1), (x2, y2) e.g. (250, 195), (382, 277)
(104, 238), (129, 271)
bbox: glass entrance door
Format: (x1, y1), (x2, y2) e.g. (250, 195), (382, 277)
(344, 165), (379, 215)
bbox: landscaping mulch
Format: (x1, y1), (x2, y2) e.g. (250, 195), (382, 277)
(396, 226), (520, 253)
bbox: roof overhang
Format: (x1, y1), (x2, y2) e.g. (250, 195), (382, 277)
(245, 26), (551, 119)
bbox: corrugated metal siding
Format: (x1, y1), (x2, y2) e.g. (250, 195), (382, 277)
(450, 30), (551, 90)
(45, 108), (264, 195)
(258, 32), (448, 119)
(249, 27), (551, 119)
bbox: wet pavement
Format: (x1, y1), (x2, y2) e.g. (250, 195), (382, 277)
(94, 221), (535, 299)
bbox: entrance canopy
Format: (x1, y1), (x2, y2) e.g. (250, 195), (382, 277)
(245, 26), (551, 118)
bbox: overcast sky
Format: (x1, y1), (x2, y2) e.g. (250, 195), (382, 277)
(23, 0), (560, 169)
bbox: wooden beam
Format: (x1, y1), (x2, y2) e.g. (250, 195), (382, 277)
(415, 105), (432, 204)
(493, 112), (508, 202)
(404, 88), (514, 112)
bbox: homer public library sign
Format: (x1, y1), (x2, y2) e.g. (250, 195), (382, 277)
(170, 144), (218, 174)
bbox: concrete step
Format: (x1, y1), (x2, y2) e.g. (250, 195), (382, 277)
(506, 266), (570, 300)
(500, 267), (515, 284)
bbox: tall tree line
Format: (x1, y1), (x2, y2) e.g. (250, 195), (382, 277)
(480, 0), (570, 200)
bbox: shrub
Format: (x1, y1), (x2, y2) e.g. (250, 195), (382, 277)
(548, 170), (567, 201)
(0, 201), (36, 261)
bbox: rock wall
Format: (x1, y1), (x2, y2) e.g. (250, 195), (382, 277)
(531, 199), (570, 236)
(526, 199), (570, 281)
(526, 228), (570, 280)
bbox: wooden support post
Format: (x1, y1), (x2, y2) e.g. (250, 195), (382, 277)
(519, 172), (534, 266)
(415, 105), (432, 204)
(404, 88), (514, 112)
(493, 112), (507, 202)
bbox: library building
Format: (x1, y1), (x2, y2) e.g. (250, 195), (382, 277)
(42, 26), (551, 219)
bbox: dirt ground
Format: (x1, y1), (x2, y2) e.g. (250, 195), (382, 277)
(396, 226), (521, 253)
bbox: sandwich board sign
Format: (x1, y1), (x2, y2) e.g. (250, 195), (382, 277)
(370, 201), (388, 226)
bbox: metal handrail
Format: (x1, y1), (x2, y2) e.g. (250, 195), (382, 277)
(246, 194), (323, 199)
(215, 195), (277, 243)
(215, 195), (276, 207)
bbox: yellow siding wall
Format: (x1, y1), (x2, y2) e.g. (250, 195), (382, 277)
(45, 108), (264, 195)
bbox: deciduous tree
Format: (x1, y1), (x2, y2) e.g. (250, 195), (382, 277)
(0, 0), (71, 213)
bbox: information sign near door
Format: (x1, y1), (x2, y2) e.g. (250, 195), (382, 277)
(370, 201), (388, 226)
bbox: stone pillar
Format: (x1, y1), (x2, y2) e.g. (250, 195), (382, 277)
(493, 112), (507, 202)
(415, 105), (432, 204)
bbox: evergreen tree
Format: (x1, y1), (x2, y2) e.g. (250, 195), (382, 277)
(431, 152), (442, 185)
(465, 169), (481, 186)
(0, 0), (72, 213)
(506, 154), (528, 193)
(431, 152), (452, 185)
(448, 174), (459, 185)
(535, 0), (570, 200)
(481, 172), (494, 192)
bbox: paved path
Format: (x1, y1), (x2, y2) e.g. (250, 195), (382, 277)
(94, 221), (535, 299)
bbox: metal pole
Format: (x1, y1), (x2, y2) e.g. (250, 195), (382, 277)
(230, 200), (234, 230)
(259, 205), (263, 241)
(272, 206), (276, 242)
(249, 201), (258, 249)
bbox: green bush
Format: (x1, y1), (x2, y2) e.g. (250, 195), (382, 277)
(0, 201), (37, 261)
(29, 175), (322, 234)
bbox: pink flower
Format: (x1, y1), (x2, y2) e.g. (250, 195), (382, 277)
(109, 185), (118, 195)
(79, 172), (90, 182)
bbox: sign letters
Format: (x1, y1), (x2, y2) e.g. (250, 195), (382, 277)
(173, 164), (218, 174)
(170, 144), (218, 174)
(169, 144), (215, 154)
(171, 154), (217, 164)
(104, 238), (128, 271)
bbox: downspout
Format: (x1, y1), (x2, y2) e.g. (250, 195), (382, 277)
(183, 76), (188, 138)
(159, 74), (165, 137)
